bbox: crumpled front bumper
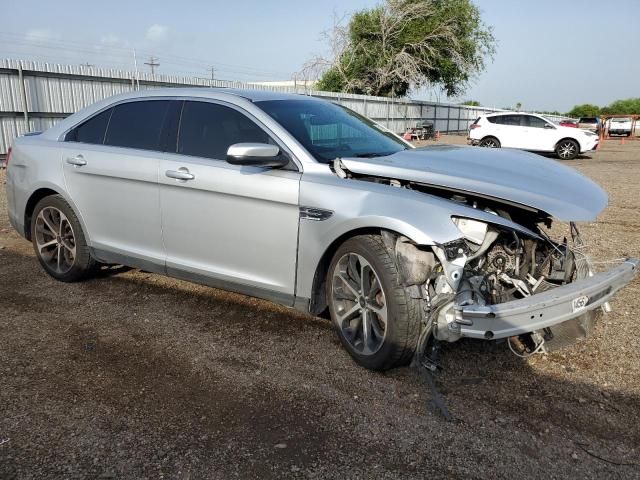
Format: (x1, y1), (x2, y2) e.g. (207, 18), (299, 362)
(455, 258), (638, 340)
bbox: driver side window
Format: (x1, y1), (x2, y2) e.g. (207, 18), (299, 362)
(177, 101), (273, 161)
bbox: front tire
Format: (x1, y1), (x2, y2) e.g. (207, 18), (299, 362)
(479, 137), (500, 148)
(556, 139), (579, 160)
(327, 235), (421, 371)
(31, 195), (98, 282)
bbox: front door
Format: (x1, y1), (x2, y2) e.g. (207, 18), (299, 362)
(158, 100), (301, 303)
(520, 115), (558, 152)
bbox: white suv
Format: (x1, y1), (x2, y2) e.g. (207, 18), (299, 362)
(468, 112), (599, 160)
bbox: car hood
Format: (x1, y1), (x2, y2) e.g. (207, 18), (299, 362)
(557, 124), (587, 135)
(340, 145), (608, 221)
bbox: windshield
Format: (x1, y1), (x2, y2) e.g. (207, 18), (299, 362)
(255, 99), (408, 163)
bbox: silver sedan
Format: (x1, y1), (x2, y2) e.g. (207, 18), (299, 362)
(5, 88), (637, 371)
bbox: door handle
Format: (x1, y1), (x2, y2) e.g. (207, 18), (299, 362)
(165, 168), (195, 181)
(66, 155), (87, 166)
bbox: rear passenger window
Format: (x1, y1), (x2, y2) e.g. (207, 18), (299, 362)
(104, 100), (171, 151)
(500, 115), (523, 126)
(178, 101), (272, 160)
(487, 116), (499, 124)
(66, 108), (113, 144)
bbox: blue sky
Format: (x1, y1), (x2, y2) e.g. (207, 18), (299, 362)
(1, 0), (638, 112)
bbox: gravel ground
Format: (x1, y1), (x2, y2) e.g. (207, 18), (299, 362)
(1, 137), (639, 479)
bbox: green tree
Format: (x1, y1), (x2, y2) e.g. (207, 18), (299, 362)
(461, 100), (481, 106)
(567, 103), (601, 118)
(604, 98), (640, 115)
(313, 0), (495, 97)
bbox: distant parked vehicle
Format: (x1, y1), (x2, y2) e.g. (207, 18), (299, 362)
(577, 117), (600, 134)
(559, 119), (578, 128)
(403, 121), (434, 141)
(607, 118), (633, 136)
(468, 112), (599, 159)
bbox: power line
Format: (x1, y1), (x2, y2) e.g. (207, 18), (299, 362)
(0, 32), (292, 78)
(0, 33), (294, 81)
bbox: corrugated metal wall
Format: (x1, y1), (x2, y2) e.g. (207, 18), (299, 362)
(0, 58), (565, 156)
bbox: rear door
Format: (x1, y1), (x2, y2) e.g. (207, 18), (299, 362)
(158, 100), (301, 302)
(494, 114), (525, 148)
(61, 99), (178, 268)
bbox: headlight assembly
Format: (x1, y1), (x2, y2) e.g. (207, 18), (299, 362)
(452, 217), (488, 245)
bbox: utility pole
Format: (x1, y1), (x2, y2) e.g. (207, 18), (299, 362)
(209, 66), (215, 81)
(144, 56), (160, 75)
(132, 48), (140, 90)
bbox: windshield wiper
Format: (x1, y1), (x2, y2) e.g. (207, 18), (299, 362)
(354, 151), (398, 158)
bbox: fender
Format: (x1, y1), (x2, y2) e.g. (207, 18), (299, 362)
(8, 137), (93, 242)
(22, 181), (92, 246)
(295, 172), (538, 301)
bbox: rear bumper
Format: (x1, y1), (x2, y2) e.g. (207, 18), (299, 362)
(456, 258), (638, 340)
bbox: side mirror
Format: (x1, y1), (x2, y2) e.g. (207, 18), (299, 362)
(226, 143), (289, 168)
(544, 123), (555, 129)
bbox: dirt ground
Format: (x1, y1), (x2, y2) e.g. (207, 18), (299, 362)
(1, 136), (639, 479)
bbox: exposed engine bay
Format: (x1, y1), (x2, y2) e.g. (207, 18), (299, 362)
(335, 158), (608, 363)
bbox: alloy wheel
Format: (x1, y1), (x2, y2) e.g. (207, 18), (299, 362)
(481, 139), (498, 148)
(557, 141), (576, 159)
(331, 253), (388, 355)
(34, 207), (77, 274)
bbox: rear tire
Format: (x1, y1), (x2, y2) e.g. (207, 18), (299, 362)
(326, 235), (421, 371)
(555, 139), (579, 160)
(31, 195), (98, 282)
(479, 137), (500, 148)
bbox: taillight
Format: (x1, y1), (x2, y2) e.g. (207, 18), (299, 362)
(4, 147), (11, 168)
(470, 124), (481, 129)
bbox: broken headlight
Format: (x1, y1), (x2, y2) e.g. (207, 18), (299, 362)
(452, 217), (488, 245)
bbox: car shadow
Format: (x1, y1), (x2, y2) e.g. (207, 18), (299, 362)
(94, 264), (133, 278)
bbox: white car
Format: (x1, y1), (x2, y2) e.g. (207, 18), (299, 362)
(468, 112), (599, 160)
(607, 118), (633, 137)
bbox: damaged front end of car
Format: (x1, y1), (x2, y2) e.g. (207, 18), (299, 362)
(386, 214), (637, 368)
(334, 157), (638, 365)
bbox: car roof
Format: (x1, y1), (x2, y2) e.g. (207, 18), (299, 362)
(485, 112), (525, 116)
(113, 87), (318, 103)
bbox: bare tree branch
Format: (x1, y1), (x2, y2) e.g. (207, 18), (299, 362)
(305, 0), (495, 97)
